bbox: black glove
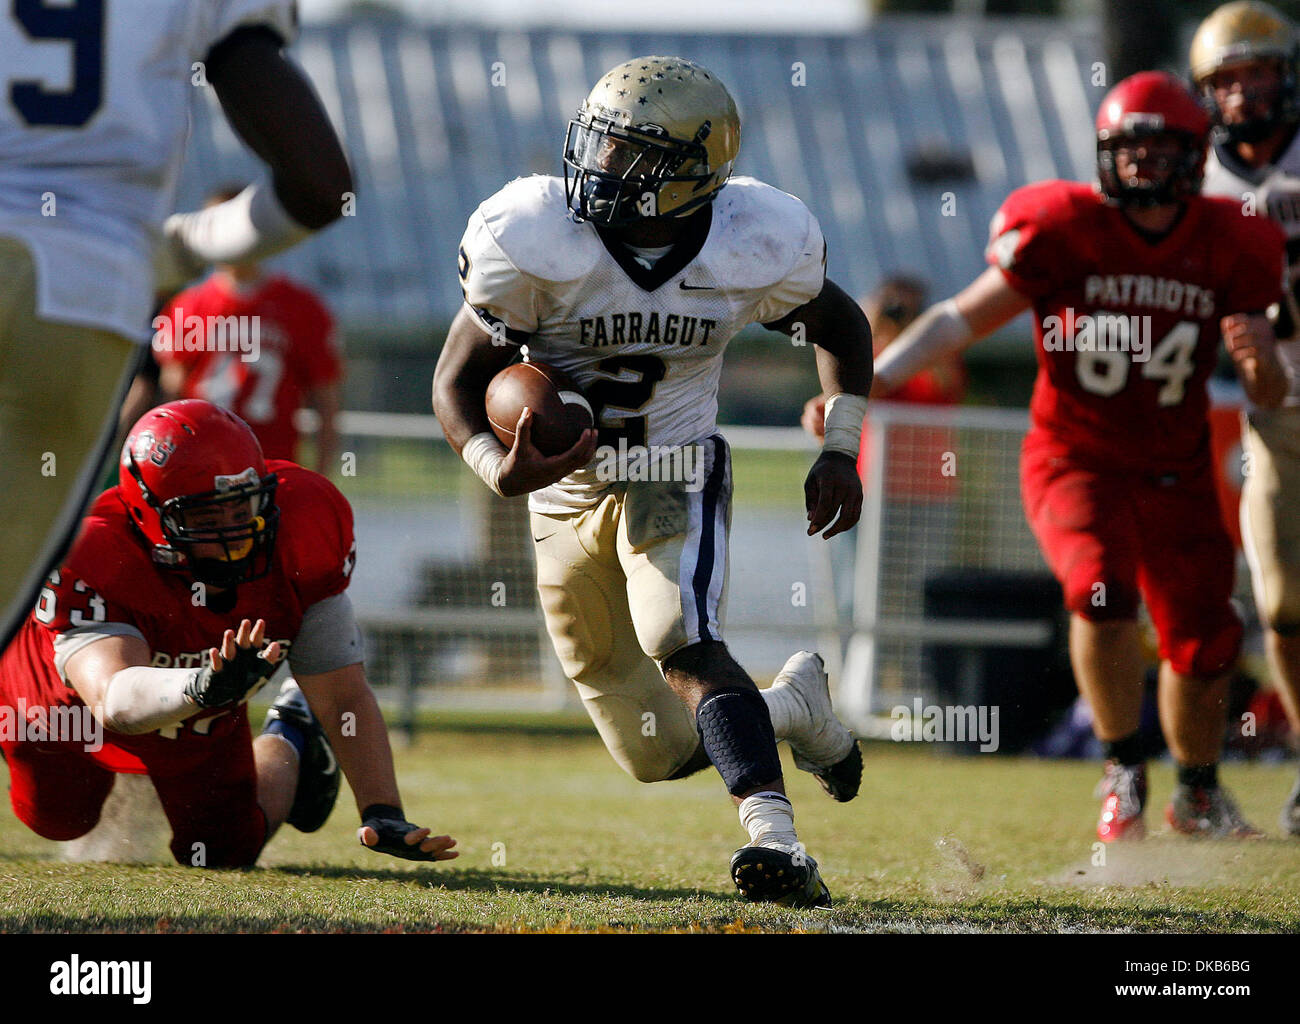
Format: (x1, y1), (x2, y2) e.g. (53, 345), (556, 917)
(360, 804), (436, 861)
(185, 642), (276, 709)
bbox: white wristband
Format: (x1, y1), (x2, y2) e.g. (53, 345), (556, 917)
(822, 393), (870, 459)
(162, 181), (312, 270)
(462, 431), (509, 497)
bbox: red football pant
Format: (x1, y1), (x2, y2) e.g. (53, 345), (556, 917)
(1021, 432), (1241, 679)
(1, 727), (267, 868)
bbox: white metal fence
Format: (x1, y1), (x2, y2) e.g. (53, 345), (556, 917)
(838, 402), (1054, 732)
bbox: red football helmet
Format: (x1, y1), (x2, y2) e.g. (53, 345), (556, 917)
(1096, 71), (1211, 206)
(119, 400), (279, 587)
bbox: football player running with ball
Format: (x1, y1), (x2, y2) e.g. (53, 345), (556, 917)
(434, 57), (871, 907)
(1191, 1), (1300, 835)
(873, 71), (1288, 841)
(0, 400), (456, 868)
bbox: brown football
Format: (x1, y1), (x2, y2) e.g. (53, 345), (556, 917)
(485, 361), (594, 456)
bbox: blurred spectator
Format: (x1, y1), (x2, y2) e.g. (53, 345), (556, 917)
(802, 274), (965, 437)
(154, 186), (343, 472)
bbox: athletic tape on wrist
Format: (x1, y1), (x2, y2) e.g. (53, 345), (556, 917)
(821, 392), (870, 459)
(462, 431), (508, 497)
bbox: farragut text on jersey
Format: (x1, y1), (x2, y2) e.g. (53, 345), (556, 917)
(579, 312), (718, 347)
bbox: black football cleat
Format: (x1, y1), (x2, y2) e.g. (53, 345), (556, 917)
(730, 844), (832, 909)
(814, 742), (863, 803)
(263, 680), (339, 833)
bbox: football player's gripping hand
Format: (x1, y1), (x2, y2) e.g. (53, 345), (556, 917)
(1222, 313), (1288, 409)
(805, 451), (863, 539)
(497, 407), (598, 497)
(185, 618), (284, 709)
(358, 804), (459, 862)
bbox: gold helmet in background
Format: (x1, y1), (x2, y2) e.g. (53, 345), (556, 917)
(1190, 1), (1299, 143)
(563, 56), (740, 227)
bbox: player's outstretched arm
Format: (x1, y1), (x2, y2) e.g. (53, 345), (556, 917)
(157, 28), (353, 287)
(1223, 313), (1288, 409)
(874, 267), (1031, 394)
(65, 618), (282, 735)
(433, 307), (596, 497)
(766, 279), (873, 539)
(293, 663), (458, 862)
(206, 27), (353, 230)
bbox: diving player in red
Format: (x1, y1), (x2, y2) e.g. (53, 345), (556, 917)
(873, 71), (1288, 840)
(0, 400), (456, 868)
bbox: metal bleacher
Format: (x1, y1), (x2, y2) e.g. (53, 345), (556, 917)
(175, 17), (1106, 333)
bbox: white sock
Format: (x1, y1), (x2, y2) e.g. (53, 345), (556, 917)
(739, 791), (798, 850)
(762, 684), (802, 741)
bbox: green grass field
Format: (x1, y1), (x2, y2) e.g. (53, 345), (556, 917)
(2, 718), (1298, 933)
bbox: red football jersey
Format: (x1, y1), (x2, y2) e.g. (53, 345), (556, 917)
(154, 274), (341, 461)
(0, 462), (356, 775)
(988, 180), (1286, 471)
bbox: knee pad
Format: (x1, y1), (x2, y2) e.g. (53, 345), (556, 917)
(695, 686), (782, 796)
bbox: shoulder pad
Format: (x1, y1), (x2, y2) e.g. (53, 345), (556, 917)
(474, 176), (603, 284)
(991, 180), (1095, 238)
(704, 177), (821, 291)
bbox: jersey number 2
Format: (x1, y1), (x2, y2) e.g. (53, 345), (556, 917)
(10, 0), (105, 128)
(584, 355), (667, 449)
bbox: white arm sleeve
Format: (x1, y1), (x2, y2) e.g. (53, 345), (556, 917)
(100, 667), (201, 736)
(162, 181), (312, 273)
(872, 299), (973, 394)
(53, 625), (198, 735)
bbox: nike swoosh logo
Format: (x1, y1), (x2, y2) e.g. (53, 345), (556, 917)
(533, 532), (556, 543)
(679, 281), (713, 291)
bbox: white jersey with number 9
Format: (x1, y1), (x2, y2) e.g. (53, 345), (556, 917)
(0, 0), (296, 341)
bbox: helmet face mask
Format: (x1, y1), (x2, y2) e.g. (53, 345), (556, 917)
(1095, 72), (1210, 207)
(564, 114), (713, 226)
(154, 472), (280, 588)
(120, 401), (280, 589)
(1202, 56), (1292, 144)
(1097, 128), (1205, 207)
(1190, 1), (1299, 145)
(562, 56), (740, 228)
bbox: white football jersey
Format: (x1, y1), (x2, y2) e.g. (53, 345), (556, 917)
(0, 1), (297, 341)
(1203, 134), (1300, 405)
(459, 175), (826, 513)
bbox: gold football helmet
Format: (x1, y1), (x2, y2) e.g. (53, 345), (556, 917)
(1190, 1), (1298, 143)
(563, 56), (740, 227)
